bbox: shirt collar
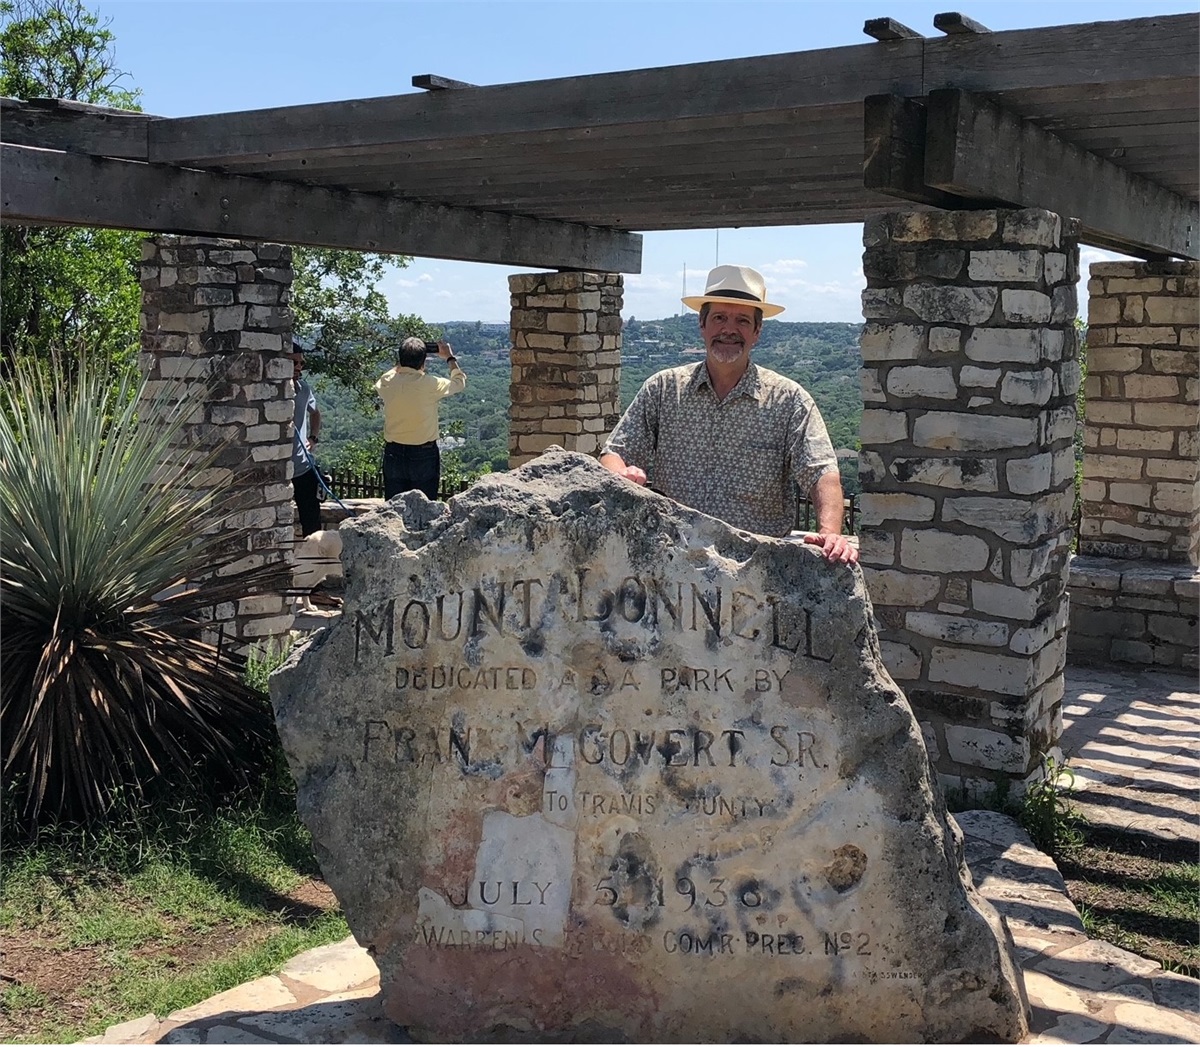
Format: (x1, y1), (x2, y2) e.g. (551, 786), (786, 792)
(688, 360), (764, 403)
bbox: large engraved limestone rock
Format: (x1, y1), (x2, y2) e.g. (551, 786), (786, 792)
(272, 451), (1028, 1043)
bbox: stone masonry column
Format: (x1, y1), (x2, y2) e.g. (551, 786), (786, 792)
(1067, 260), (1199, 671)
(859, 209), (1081, 798)
(139, 236), (296, 651)
(1078, 261), (1199, 563)
(508, 272), (622, 467)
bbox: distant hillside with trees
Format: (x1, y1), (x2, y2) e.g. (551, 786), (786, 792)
(317, 316), (864, 494)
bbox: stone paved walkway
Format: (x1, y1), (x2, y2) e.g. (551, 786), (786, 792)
(84, 667), (1199, 1045)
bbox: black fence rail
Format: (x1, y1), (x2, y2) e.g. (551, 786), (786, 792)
(325, 469), (384, 499)
(796, 494), (858, 535)
(325, 470), (473, 503)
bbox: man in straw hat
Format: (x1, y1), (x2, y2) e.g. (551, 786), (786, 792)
(600, 264), (856, 564)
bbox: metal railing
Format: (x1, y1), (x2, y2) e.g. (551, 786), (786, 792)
(325, 469), (471, 502)
(796, 494), (858, 535)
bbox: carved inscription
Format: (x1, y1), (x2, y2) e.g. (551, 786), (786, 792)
(353, 572), (835, 663)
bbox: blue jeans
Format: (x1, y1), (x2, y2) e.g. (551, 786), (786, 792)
(383, 441), (440, 501)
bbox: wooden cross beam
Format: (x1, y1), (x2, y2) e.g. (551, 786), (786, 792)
(0, 143), (644, 272)
(864, 89), (1198, 259)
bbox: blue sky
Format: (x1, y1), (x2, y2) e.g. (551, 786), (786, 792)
(97, 0), (1195, 324)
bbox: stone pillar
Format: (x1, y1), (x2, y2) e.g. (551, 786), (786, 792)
(859, 209), (1081, 797)
(508, 271), (622, 467)
(1067, 260), (1199, 671)
(139, 236), (296, 650)
(1078, 261), (1199, 562)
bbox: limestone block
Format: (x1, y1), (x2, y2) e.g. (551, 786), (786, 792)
(526, 294), (568, 309)
(239, 331), (285, 352)
(944, 725), (1031, 773)
(968, 250), (1041, 282)
(902, 285), (997, 325)
(961, 366), (1000, 388)
(1056, 359), (1082, 399)
(905, 612), (1008, 646)
(859, 323), (923, 361)
(899, 529), (991, 572)
(890, 456), (998, 491)
(1124, 374), (1181, 399)
(928, 327), (961, 354)
(1146, 458), (1197, 482)
(1000, 369), (1053, 406)
(879, 641), (922, 681)
(1009, 539), (1060, 588)
(930, 649), (1033, 699)
(1050, 285), (1077, 323)
(1087, 297), (1120, 326)
(860, 569), (942, 607)
(913, 413), (1039, 451)
(859, 409), (908, 444)
(942, 494), (1069, 544)
(890, 210), (998, 242)
(271, 452), (1027, 1044)
(860, 368), (885, 403)
(1108, 483), (1152, 508)
(886, 366), (957, 399)
(1144, 295), (1200, 325)
(179, 265), (237, 285)
(1153, 483), (1197, 513)
(1087, 347), (1144, 374)
(1133, 402), (1197, 428)
(1083, 453), (1143, 480)
(1044, 253), (1067, 284)
(1086, 401), (1133, 425)
(964, 329), (1039, 364)
(1116, 326), (1179, 346)
(861, 287), (901, 318)
(857, 493), (936, 526)
(972, 581), (1039, 621)
(1001, 209), (1060, 247)
(856, 528), (896, 567)
(1006, 453), (1053, 496)
(1001, 290), (1051, 323)
(1041, 329), (1066, 362)
(1150, 349), (1199, 375)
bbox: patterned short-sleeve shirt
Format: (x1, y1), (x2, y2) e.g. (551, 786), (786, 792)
(602, 362), (837, 537)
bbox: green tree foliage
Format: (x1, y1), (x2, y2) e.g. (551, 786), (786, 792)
(0, 353), (279, 828)
(0, 0), (143, 375)
(292, 248), (435, 407)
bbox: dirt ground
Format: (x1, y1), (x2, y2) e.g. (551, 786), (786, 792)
(0, 879), (338, 1043)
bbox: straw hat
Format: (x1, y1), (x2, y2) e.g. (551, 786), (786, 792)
(681, 264), (785, 318)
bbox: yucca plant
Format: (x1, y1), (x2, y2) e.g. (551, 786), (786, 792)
(0, 352), (281, 828)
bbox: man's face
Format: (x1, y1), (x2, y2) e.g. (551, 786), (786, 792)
(700, 303), (761, 365)
(292, 354), (304, 380)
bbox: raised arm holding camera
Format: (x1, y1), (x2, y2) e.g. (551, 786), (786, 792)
(375, 336), (467, 500)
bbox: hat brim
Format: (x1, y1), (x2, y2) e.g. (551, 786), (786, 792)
(681, 294), (785, 318)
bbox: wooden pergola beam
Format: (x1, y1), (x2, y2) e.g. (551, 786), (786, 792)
(865, 90), (1197, 259)
(0, 144), (644, 272)
(924, 89), (1198, 259)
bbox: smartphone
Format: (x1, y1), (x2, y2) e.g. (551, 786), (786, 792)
(424, 340), (440, 354)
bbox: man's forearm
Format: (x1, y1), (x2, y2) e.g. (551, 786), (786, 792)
(811, 469), (846, 534)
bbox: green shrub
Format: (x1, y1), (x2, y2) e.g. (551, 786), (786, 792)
(0, 353), (279, 830)
(1020, 753), (1085, 856)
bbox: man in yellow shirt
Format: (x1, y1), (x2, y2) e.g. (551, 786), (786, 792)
(375, 337), (467, 500)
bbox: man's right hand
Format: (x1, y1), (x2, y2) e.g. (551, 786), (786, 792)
(600, 453), (647, 486)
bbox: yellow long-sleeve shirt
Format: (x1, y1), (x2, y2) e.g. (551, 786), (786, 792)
(375, 365), (466, 444)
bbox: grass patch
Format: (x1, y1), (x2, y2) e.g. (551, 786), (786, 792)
(0, 708), (349, 1044)
(1061, 825), (1199, 978)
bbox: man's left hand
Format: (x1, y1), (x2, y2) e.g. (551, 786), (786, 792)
(803, 531), (858, 565)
